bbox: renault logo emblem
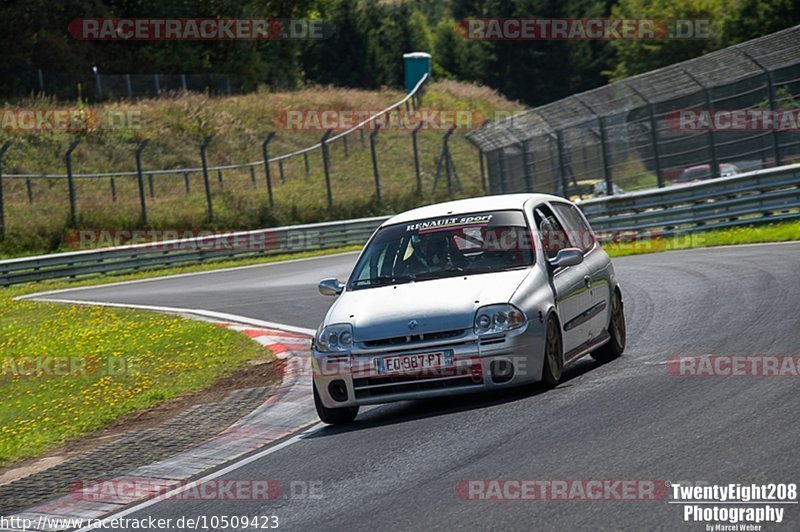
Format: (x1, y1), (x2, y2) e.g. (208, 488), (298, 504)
(408, 320), (419, 330)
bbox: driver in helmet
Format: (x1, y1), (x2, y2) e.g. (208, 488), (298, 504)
(403, 231), (453, 276)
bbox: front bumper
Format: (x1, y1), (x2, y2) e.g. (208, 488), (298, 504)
(313, 321), (545, 408)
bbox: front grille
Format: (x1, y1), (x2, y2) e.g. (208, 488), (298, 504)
(362, 328), (465, 348)
(353, 364), (482, 399)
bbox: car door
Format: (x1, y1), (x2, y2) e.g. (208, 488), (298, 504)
(533, 204), (594, 356)
(550, 201), (611, 342)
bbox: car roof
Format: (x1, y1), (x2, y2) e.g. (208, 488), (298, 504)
(682, 164), (711, 172)
(381, 193), (565, 227)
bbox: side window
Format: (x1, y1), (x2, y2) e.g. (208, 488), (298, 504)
(551, 203), (596, 253)
(533, 205), (569, 260)
(355, 237), (398, 282)
(354, 243), (388, 282)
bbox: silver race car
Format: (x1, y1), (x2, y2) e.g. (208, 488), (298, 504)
(313, 194), (625, 424)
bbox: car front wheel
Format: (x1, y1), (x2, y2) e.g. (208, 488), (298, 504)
(541, 315), (563, 388)
(591, 290), (626, 363)
(314, 383), (359, 425)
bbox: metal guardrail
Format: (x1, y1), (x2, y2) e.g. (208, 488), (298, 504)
(580, 163), (800, 239)
(1, 163), (798, 287)
(0, 216), (389, 287)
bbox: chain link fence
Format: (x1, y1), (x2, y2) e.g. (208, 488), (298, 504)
(468, 25), (800, 199)
(1, 69), (238, 100)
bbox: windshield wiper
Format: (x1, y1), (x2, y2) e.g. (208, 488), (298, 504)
(414, 266), (465, 280)
(352, 274), (416, 287)
(465, 264), (531, 273)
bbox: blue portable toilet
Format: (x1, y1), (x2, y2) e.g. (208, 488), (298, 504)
(403, 52), (432, 93)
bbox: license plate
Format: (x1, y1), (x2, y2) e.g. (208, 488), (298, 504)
(375, 351), (454, 375)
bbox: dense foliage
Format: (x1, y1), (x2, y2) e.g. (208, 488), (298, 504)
(1, 0), (798, 105)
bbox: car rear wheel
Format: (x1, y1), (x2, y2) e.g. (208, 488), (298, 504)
(541, 315), (563, 388)
(591, 290), (626, 363)
(314, 383), (359, 425)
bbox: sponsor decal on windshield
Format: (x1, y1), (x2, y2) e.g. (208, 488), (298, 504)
(406, 214), (493, 233)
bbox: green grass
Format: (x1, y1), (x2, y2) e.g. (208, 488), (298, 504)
(603, 220), (800, 257)
(0, 80), (523, 257)
(0, 245), (365, 467)
(0, 284), (274, 467)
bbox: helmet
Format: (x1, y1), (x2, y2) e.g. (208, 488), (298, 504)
(411, 232), (449, 261)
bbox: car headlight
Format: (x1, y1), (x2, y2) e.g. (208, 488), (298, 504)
(316, 323), (354, 353)
(474, 304), (525, 335)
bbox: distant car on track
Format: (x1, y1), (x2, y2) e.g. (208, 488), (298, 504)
(593, 180), (626, 196)
(673, 163), (741, 185)
(567, 180), (625, 202)
(312, 194), (626, 424)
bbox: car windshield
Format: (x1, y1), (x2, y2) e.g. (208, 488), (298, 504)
(675, 167), (711, 182)
(348, 210), (534, 290)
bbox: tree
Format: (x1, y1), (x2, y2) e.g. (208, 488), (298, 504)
(301, 0), (373, 87)
(605, 0), (777, 81)
(715, 0), (800, 47)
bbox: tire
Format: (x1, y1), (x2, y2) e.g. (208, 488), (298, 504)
(541, 315), (563, 388)
(591, 289), (626, 363)
(314, 383), (359, 425)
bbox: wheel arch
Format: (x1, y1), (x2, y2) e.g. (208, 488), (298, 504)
(543, 307), (564, 361)
(544, 305), (562, 332)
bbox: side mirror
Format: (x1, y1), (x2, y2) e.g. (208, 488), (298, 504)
(318, 278), (344, 296)
(549, 247), (584, 268)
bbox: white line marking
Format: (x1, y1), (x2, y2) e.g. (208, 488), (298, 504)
(14, 250), (359, 301)
(22, 297), (317, 337)
(72, 423), (325, 532)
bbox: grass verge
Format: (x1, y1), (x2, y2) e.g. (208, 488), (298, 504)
(603, 220), (800, 258)
(0, 246), (362, 468)
(0, 290), (274, 467)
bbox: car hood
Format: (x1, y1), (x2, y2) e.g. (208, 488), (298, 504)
(325, 269), (532, 341)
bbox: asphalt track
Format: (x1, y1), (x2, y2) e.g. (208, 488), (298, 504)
(33, 242), (800, 531)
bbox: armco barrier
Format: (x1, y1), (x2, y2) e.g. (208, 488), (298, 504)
(0, 216), (389, 287)
(1, 163), (799, 287)
(580, 163), (800, 238)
